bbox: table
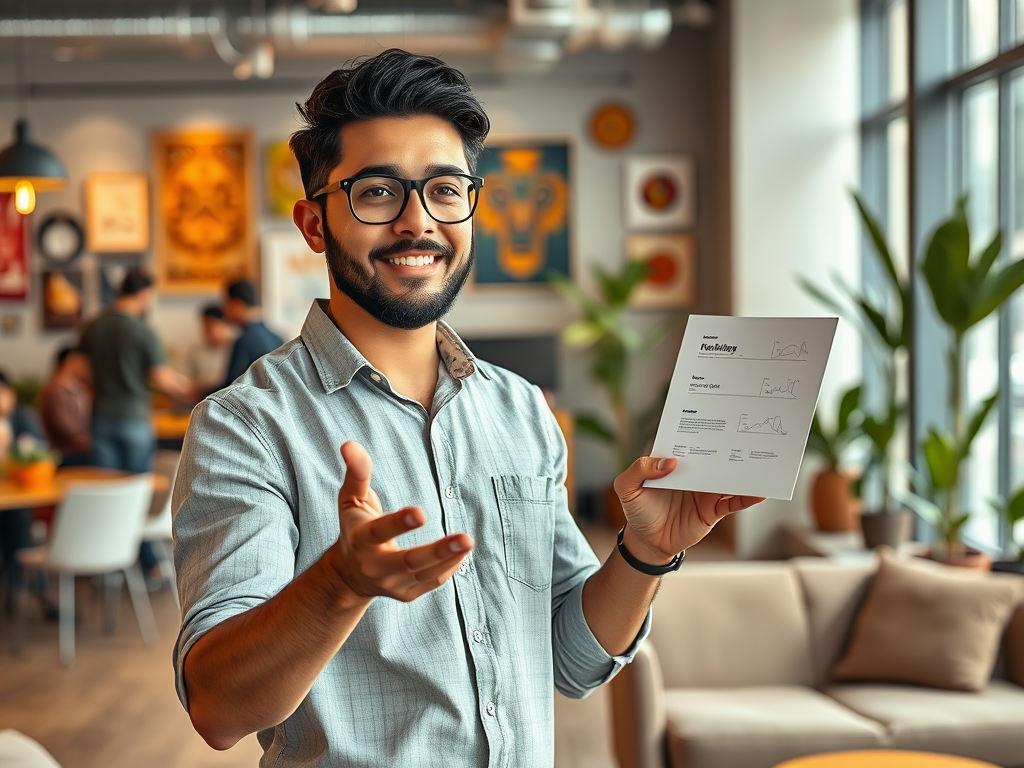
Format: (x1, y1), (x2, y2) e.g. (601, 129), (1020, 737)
(0, 467), (169, 511)
(774, 750), (1000, 768)
(152, 410), (192, 442)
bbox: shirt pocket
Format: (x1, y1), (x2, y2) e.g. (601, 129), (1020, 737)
(492, 475), (555, 591)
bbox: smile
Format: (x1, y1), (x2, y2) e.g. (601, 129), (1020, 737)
(386, 255), (437, 267)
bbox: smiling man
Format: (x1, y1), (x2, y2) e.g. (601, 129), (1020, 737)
(171, 49), (762, 768)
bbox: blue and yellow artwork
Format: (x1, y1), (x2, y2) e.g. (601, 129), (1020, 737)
(473, 142), (571, 285)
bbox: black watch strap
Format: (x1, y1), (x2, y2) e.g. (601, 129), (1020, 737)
(616, 526), (685, 576)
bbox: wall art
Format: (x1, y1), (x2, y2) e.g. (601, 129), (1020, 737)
(589, 102), (636, 150)
(0, 193), (28, 301)
(264, 140), (305, 218)
(85, 172), (150, 253)
(624, 154), (696, 231)
(625, 233), (696, 309)
(42, 270), (84, 329)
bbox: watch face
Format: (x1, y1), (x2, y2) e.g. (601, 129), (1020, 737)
(38, 214), (85, 264)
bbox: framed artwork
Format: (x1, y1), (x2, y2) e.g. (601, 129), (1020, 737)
(85, 172), (150, 252)
(42, 270), (84, 329)
(624, 154), (696, 231)
(0, 193), (28, 301)
(473, 139), (572, 287)
(1, 314), (20, 335)
(625, 233), (696, 309)
(99, 255), (142, 307)
(261, 228), (329, 340)
(589, 102), (636, 150)
(264, 140), (305, 218)
(153, 127), (255, 293)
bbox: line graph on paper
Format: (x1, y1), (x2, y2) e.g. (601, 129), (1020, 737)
(737, 413), (787, 435)
(770, 341), (809, 360)
(760, 376), (799, 399)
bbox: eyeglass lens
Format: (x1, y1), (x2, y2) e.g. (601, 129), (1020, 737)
(349, 176), (478, 224)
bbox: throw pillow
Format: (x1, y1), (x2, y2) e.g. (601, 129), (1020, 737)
(831, 552), (1020, 691)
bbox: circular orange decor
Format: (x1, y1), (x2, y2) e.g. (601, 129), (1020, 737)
(645, 252), (677, 285)
(773, 750), (1001, 768)
(640, 174), (677, 210)
(590, 103), (635, 149)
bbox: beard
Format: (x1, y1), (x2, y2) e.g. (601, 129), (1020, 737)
(323, 222), (473, 330)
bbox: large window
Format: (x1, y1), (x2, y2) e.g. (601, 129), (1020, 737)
(862, 0), (1024, 553)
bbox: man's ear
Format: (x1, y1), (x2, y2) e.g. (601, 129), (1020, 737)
(293, 199), (327, 254)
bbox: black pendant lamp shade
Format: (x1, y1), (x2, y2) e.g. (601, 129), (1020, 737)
(0, 119), (67, 193)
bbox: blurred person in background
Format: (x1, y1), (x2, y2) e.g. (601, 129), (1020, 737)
(39, 346), (93, 467)
(78, 268), (197, 580)
(182, 304), (235, 397)
(221, 278), (284, 388)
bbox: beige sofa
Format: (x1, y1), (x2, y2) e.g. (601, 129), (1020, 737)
(610, 558), (1024, 768)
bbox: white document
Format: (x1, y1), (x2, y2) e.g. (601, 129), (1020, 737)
(645, 315), (838, 500)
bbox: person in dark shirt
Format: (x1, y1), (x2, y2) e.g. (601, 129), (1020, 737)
(39, 346), (93, 466)
(220, 278), (285, 388)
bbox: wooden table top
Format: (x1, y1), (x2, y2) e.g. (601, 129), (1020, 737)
(152, 410), (192, 441)
(774, 751), (1000, 768)
(0, 467), (169, 512)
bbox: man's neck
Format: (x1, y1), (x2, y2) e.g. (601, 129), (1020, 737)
(112, 297), (140, 316)
(326, 292), (440, 410)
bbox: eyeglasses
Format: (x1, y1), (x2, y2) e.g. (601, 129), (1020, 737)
(312, 173), (484, 225)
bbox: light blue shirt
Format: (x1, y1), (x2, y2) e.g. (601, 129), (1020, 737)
(172, 299), (650, 768)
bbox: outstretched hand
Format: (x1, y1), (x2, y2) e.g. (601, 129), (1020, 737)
(613, 457), (765, 562)
(324, 442), (473, 606)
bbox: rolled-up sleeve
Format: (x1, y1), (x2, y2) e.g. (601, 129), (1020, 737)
(171, 396), (299, 711)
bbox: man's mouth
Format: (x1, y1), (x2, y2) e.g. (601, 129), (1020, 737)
(385, 254), (437, 267)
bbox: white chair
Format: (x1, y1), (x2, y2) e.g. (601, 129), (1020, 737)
(13, 474), (157, 666)
(141, 450), (180, 608)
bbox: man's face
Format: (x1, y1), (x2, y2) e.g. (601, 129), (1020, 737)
(320, 115), (475, 330)
(0, 385), (14, 418)
(202, 316), (233, 347)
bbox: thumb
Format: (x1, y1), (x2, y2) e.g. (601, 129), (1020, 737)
(613, 456), (677, 500)
(339, 441), (373, 505)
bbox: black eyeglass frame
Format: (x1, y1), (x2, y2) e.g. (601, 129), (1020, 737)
(311, 173), (485, 225)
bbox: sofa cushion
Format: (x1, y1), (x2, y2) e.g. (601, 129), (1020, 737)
(825, 680), (1024, 768)
(665, 686), (887, 768)
(831, 554), (1020, 691)
(651, 562), (814, 688)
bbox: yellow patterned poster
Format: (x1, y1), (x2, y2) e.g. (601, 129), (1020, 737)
(265, 141), (305, 217)
(153, 128), (255, 293)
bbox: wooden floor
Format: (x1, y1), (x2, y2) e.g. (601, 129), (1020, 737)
(0, 523), (731, 768)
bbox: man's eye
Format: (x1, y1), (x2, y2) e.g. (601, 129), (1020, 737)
(363, 186), (395, 198)
(433, 185), (459, 196)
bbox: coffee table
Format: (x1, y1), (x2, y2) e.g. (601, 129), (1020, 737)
(774, 751), (1000, 768)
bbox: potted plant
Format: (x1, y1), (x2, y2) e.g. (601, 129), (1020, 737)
(804, 383), (864, 531)
(549, 260), (680, 527)
(901, 197), (1024, 567)
(989, 485), (1024, 574)
(5, 434), (60, 488)
(800, 192), (914, 548)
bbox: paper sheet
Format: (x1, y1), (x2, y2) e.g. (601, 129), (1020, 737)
(644, 315), (838, 500)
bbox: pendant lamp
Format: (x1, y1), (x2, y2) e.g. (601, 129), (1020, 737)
(0, 119), (67, 215)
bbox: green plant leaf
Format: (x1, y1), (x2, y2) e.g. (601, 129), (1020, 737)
(948, 513), (971, 540)
(852, 191), (902, 292)
(836, 384), (862, 435)
(967, 257), (1024, 328)
(894, 488), (941, 525)
(797, 276), (848, 317)
(922, 428), (958, 491)
(562, 321), (603, 348)
(972, 231), (1003, 288)
(961, 390), (999, 458)
(1007, 486), (1024, 526)
(921, 218), (972, 332)
(574, 414), (617, 444)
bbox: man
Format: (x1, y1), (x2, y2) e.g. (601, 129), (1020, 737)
(181, 304), (234, 396)
(39, 346), (93, 466)
(173, 49), (763, 767)
(79, 269), (196, 575)
(221, 278), (284, 387)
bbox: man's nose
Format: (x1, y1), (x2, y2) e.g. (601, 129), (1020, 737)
(391, 189), (435, 237)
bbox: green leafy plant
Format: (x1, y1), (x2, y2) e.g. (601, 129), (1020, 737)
(805, 384), (864, 470)
(799, 192), (910, 514)
(910, 197), (1024, 557)
(9, 434), (60, 465)
(990, 486), (1024, 562)
(549, 261), (679, 472)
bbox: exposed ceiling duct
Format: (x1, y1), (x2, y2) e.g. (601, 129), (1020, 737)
(0, 0), (714, 79)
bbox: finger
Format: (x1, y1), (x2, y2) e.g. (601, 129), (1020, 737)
(387, 557), (468, 601)
(351, 507), (425, 548)
(338, 441), (373, 508)
(375, 533), (473, 573)
(613, 456), (678, 501)
(717, 494), (766, 516)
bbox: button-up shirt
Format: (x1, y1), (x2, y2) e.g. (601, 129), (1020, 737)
(173, 299), (650, 768)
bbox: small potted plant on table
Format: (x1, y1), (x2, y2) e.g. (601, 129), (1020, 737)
(5, 435), (60, 488)
(805, 384), (865, 531)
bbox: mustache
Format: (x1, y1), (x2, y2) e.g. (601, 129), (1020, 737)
(368, 239), (456, 261)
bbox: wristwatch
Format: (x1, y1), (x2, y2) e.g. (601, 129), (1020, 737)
(616, 526), (685, 576)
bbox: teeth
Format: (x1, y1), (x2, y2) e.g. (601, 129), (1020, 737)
(387, 255), (436, 267)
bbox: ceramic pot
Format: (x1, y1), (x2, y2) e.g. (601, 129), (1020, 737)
(9, 460), (57, 488)
(810, 468), (862, 531)
(861, 509), (913, 550)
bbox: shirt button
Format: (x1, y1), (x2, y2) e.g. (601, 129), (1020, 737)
(445, 486), (455, 498)
(369, 372), (382, 382)
(457, 562), (469, 576)
(473, 630), (483, 643)
(485, 702), (496, 717)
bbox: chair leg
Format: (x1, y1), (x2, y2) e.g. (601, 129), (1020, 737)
(123, 564), (158, 647)
(102, 572), (121, 634)
(58, 572), (75, 667)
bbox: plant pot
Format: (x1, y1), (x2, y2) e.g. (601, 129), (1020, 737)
(860, 509), (913, 550)
(604, 486), (626, 530)
(8, 460), (57, 488)
(810, 468), (862, 532)
(924, 548), (992, 571)
(991, 559), (1024, 575)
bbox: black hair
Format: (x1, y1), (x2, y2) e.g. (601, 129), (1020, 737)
(0, 370), (8, 388)
(120, 269), (153, 297)
(289, 48), (490, 199)
(202, 303), (225, 320)
(226, 279), (258, 307)
(56, 346), (75, 366)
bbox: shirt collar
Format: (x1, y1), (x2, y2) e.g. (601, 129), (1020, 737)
(300, 299), (486, 394)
